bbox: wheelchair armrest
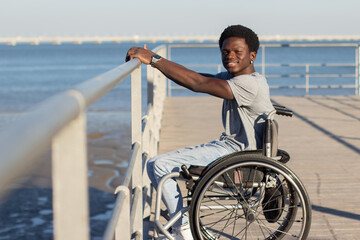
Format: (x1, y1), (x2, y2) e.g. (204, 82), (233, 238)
(277, 149), (290, 163)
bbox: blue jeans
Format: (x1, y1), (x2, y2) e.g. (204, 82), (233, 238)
(147, 139), (238, 227)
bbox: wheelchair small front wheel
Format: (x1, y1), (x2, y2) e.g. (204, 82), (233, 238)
(189, 154), (311, 240)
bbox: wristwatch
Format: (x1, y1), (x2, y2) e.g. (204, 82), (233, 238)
(150, 54), (162, 67)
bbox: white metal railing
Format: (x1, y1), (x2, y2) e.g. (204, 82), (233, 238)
(167, 43), (360, 96)
(103, 47), (167, 240)
(0, 46), (167, 239)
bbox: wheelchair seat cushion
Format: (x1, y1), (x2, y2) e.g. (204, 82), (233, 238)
(188, 165), (206, 176)
(188, 164), (264, 185)
(188, 150), (264, 177)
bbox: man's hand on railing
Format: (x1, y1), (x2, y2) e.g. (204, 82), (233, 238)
(126, 44), (154, 65)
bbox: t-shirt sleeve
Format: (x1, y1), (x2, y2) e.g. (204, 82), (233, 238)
(227, 77), (259, 106)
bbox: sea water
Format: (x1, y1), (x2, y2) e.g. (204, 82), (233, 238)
(0, 41), (358, 130)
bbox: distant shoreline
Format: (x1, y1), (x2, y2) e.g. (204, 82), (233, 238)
(2, 35), (360, 46)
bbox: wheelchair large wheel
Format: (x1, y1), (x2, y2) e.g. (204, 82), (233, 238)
(189, 154), (311, 240)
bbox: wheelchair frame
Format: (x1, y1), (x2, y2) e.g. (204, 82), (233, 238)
(153, 106), (312, 240)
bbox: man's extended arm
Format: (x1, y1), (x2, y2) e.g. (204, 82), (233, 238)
(126, 45), (234, 100)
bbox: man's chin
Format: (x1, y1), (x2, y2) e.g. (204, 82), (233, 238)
(226, 68), (236, 75)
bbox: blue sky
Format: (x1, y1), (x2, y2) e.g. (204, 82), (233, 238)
(1, 0), (360, 37)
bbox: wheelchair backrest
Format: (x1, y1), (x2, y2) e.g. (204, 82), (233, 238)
(262, 119), (278, 158)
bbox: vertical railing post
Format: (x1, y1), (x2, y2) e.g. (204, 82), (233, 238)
(154, 47), (167, 153)
(143, 64), (154, 219)
(167, 45), (172, 97)
(305, 64), (310, 96)
(131, 65), (143, 237)
(147, 64), (154, 106)
(52, 91), (89, 240)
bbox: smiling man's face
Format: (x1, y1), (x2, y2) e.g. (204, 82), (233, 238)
(221, 37), (256, 76)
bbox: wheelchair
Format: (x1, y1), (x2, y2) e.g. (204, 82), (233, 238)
(153, 105), (312, 240)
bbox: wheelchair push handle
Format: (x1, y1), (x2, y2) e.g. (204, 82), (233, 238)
(273, 105), (293, 117)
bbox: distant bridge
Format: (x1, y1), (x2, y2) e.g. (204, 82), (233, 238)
(2, 35), (360, 45)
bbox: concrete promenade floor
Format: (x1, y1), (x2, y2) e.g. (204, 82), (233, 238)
(155, 95), (360, 240)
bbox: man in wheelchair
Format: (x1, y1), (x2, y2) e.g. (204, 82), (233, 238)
(126, 25), (310, 240)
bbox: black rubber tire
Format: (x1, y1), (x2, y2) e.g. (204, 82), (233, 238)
(189, 154), (311, 240)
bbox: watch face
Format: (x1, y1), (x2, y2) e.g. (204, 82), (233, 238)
(151, 54), (162, 66)
(153, 54), (161, 60)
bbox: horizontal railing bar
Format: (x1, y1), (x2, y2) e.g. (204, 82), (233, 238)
(122, 142), (141, 187)
(152, 45), (167, 54)
(142, 116), (151, 157)
(168, 43), (359, 49)
(183, 63), (356, 68)
(142, 184), (150, 214)
(262, 43), (359, 48)
(259, 63), (356, 67)
(313, 85), (356, 88)
(270, 84), (355, 89)
(130, 186), (142, 234)
(103, 187), (130, 240)
(266, 74), (356, 78)
(169, 84), (356, 90)
(72, 59), (141, 107)
(0, 91), (82, 194)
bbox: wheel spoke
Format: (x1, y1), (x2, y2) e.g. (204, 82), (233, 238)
(190, 157), (311, 240)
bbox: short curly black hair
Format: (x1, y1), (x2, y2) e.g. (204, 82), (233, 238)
(219, 25), (260, 53)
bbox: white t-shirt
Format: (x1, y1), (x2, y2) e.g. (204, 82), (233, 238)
(215, 72), (274, 150)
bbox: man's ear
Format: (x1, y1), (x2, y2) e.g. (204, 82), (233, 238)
(250, 51), (257, 61)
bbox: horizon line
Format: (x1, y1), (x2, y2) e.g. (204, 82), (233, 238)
(1, 35), (360, 46)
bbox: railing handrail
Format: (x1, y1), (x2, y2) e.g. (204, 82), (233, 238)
(0, 45), (168, 240)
